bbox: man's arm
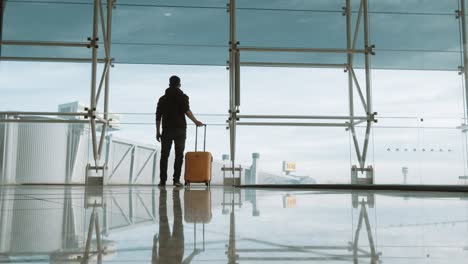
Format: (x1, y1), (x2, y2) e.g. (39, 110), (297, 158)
(186, 111), (203, 126)
(183, 95), (203, 126)
(156, 98), (163, 142)
(156, 119), (162, 142)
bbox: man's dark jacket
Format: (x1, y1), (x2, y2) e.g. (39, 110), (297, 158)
(156, 87), (190, 129)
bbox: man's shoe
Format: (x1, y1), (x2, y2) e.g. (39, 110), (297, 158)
(173, 182), (183, 187)
(158, 182), (166, 187)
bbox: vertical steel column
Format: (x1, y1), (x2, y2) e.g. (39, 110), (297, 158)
(228, 0), (238, 173)
(461, 0), (468, 119)
(151, 151), (157, 185)
(104, 0), (112, 124)
(363, 0), (372, 115)
(129, 188), (134, 223)
(104, 134), (112, 183)
(97, 0), (113, 157)
(360, 0), (373, 168)
(0, 0), (5, 57)
(346, 0), (363, 168)
(83, 206), (97, 261)
(353, 202), (377, 259)
(227, 198), (237, 263)
(362, 205), (376, 257)
(0, 115), (7, 183)
(90, 0), (100, 162)
(94, 210), (102, 253)
(129, 146), (136, 184)
(235, 52), (241, 107)
(346, 0), (354, 124)
(459, 0), (468, 175)
(103, 200), (109, 236)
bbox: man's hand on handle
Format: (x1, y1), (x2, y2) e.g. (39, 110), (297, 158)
(186, 111), (204, 127)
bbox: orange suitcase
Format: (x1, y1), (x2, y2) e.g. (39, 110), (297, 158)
(184, 188), (212, 223)
(184, 125), (212, 186)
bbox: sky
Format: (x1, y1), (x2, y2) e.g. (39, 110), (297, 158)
(1, 0), (468, 184)
(1, 0), (463, 70)
(1, 62), (467, 184)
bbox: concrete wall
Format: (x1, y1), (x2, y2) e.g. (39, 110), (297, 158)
(15, 121), (68, 184)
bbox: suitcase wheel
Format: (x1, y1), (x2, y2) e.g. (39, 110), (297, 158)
(205, 181), (210, 186)
(185, 181), (190, 186)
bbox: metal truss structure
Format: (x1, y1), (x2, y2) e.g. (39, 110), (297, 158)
(227, 0), (377, 175)
(225, 193), (381, 263)
(459, 0), (468, 130)
(105, 135), (159, 185)
(0, 0), (114, 178)
(2, 0), (468, 183)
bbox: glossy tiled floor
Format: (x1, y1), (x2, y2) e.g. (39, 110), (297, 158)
(0, 186), (468, 263)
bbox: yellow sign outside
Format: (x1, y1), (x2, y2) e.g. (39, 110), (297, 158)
(282, 161), (296, 172)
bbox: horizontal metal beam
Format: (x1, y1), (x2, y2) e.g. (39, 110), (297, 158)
(241, 62), (347, 68)
(0, 111), (87, 116)
(238, 46), (366, 54)
(0, 119), (104, 124)
(238, 257), (360, 261)
(236, 246), (351, 251)
(221, 167), (242, 172)
(0, 56), (107, 63)
(0, 40), (89, 47)
(238, 115), (368, 120)
(95, 115), (108, 124)
(238, 183), (468, 193)
(352, 120), (367, 126)
(110, 140), (134, 147)
(237, 122), (350, 127)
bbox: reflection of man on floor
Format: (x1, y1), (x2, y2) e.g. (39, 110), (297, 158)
(152, 189), (199, 264)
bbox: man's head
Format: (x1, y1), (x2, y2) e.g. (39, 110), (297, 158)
(169, 75), (181, 88)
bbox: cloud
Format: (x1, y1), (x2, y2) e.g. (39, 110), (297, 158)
(2, 1), (462, 69)
(1, 0), (467, 184)
(1, 63), (465, 183)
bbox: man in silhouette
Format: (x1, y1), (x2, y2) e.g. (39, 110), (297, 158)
(152, 188), (201, 264)
(156, 76), (203, 187)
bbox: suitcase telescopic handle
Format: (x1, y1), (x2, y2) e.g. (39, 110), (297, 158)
(195, 124), (207, 152)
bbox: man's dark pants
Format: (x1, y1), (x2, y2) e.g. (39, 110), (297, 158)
(160, 128), (186, 183)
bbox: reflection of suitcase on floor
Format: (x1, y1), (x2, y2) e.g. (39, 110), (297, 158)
(184, 125), (212, 186)
(184, 188), (212, 223)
